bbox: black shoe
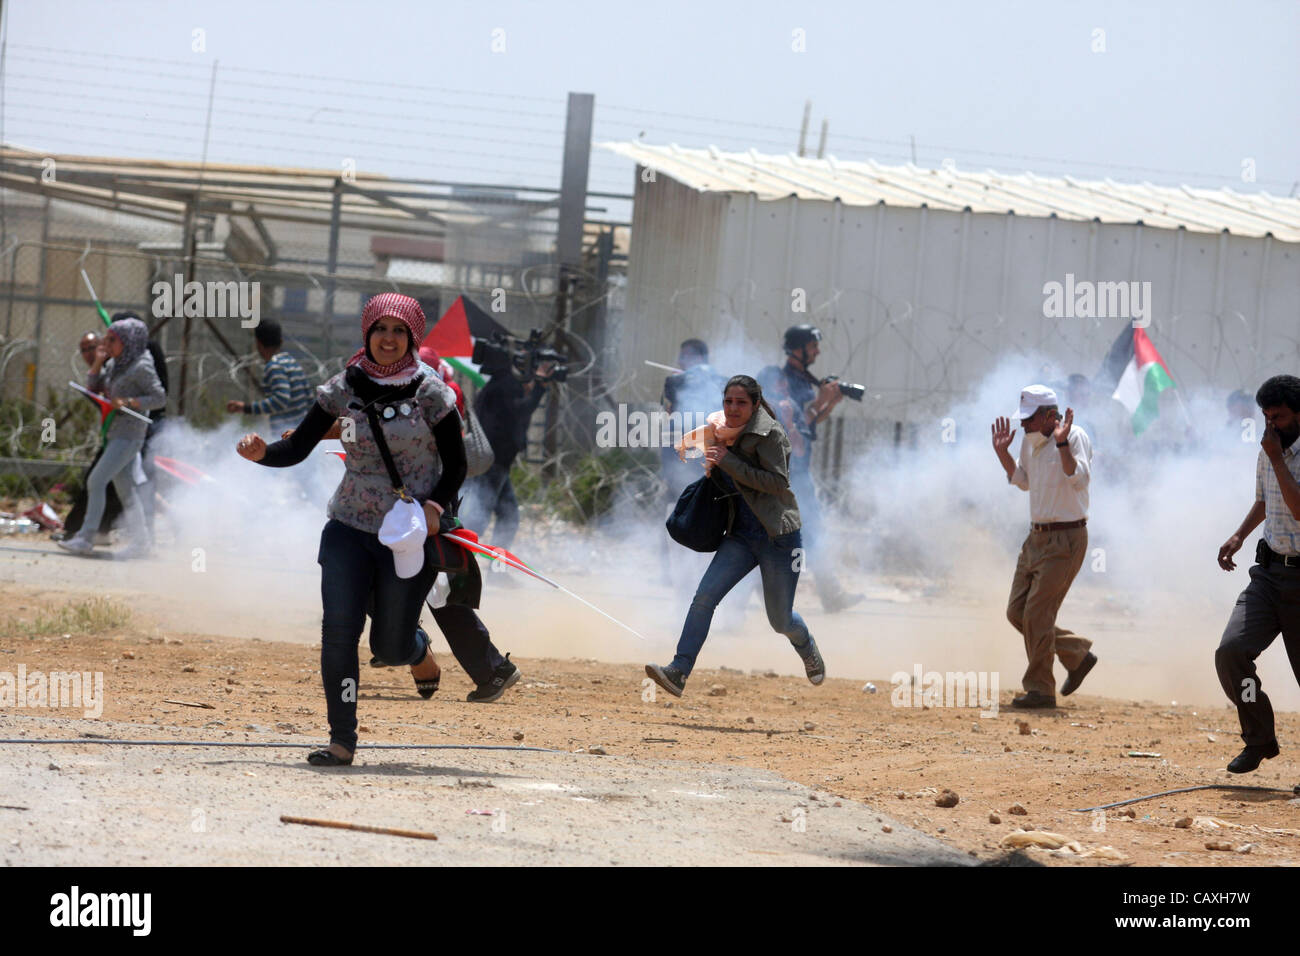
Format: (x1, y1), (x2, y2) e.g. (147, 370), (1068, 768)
(1061, 652), (1097, 697)
(467, 654), (521, 703)
(306, 747), (353, 766)
(795, 636), (826, 685)
(1011, 691), (1057, 709)
(1226, 741), (1280, 774)
(645, 662), (685, 698)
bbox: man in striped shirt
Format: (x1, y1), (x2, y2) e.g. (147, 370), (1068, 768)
(227, 319), (313, 435)
(1215, 374), (1300, 774)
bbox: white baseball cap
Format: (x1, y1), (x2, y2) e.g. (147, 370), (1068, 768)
(378, 498), (427, 579)
(1014, 384), (1059, 421)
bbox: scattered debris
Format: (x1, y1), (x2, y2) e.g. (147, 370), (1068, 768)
(1174, 817), (1193, 829)
(935, 789), (960, 808)
(1017, 720), (1031, 736)
(881, 824), (892, 833)
(121, 650), (135, 660)
(1009, 803), (1028, 816)
(988, 812), (1001, 824)
(803, 721), (815, 732)
(708, 684), (727, 697)
(163, 699), (214, 709)
(1205, 841), (1233, 851)
(587, 746), (608, 755)
(862, 682), (877, 694)
(1126, 751), (1162, 758)
(512, 732), (525, 742)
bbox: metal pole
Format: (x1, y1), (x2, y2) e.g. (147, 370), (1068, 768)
(29, 195), (50, 401)
(177, 202), (196, 415)
(546, 92), (594, 477)
(817, 119), (829, 159)
(798, 101), (811, 157)
(324, 177), (342, 361)
(177, 61), (217, 417)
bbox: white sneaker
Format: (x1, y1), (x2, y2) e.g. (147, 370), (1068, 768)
(56, 536), (94, 555)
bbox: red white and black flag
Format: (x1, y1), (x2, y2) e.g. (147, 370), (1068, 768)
(1095, 326), (1176, 435)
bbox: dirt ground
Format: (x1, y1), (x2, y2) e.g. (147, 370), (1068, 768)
(3, 568), (1298, 866)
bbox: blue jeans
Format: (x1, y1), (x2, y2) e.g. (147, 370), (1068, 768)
(671, 528), (810, 677)
(75, 436), (148, 548)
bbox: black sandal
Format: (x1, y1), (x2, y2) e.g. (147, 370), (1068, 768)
(307, 747), (353, 766)
(411, 627), (439, 699)
(413, 664), (441, 700)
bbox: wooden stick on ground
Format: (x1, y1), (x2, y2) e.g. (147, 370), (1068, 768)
(279, 815), (438, 841)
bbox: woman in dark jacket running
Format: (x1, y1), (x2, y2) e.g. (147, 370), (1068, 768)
(646, 374), (825, 697)
(236, 293), (489, 765)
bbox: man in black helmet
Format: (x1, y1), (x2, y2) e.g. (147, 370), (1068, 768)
(780, 324), (863, 613)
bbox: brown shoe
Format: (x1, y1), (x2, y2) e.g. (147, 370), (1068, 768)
(1061, 652), (1097, 697)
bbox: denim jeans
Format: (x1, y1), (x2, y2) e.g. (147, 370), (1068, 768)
(318, 518), (440, 750)
(671, 527), (811, 677)
(74, 436), (148, 548)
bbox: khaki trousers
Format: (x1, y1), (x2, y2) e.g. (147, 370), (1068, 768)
(1006, 525), (1092, 695)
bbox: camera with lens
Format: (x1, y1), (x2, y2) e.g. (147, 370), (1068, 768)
(471, 329), (568, 383)
(820, 375), (865, 402)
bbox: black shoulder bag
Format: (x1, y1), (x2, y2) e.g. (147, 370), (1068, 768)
(664, 445), (759, 553)
(362, 403), (481, 604)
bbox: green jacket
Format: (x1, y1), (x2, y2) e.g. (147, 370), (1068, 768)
(714, 405), (802, 538)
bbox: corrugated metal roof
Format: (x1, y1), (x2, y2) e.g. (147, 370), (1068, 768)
(599, 142), (1300, 242)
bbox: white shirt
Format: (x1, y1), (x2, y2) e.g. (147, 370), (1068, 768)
(1256, 442), (1300, 555)
(1010, 425), (1092, 522)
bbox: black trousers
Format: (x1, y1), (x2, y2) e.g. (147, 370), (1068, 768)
(426, 595), (506, 686)
(1215, 561), (1300, 746)
(317, 519), (490, 750)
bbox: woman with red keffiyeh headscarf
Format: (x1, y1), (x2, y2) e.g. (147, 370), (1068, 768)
(234, 293), (501, 765)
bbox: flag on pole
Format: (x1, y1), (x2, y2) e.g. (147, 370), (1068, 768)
(1096, 326), (1176, 435)
(420, 296), (511, 389)
(80, 270), (113, 329)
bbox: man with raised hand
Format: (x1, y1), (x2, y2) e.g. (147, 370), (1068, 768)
(1214, 374), (1300, 774)
(992, 385), (1096, 709)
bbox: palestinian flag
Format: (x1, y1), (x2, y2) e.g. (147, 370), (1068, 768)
(1096, 326), (1176, 435)
(420, 295), (510, 388)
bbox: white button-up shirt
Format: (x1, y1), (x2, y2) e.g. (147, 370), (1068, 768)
(1010, 426), (1092, 522)
(1256, 442), (1300, 555)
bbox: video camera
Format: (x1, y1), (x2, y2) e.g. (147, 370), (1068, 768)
(471, 329), (569, 383)
(820, 375), (866, 402)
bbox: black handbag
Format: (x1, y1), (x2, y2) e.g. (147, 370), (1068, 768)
(665, 473), (734, 553)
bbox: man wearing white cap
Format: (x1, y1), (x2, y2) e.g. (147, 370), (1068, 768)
(991, 385), (1097, 708)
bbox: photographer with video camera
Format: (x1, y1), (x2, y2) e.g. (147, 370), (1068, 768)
(461, 331), (563, 555)
(779, 324), (864, 613)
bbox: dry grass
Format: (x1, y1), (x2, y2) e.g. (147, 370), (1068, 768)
(2, 596), (133, 639)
